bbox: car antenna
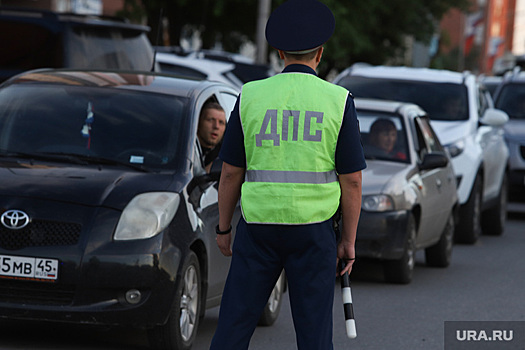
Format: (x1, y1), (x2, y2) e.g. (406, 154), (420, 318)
(151, 8), (163, 72)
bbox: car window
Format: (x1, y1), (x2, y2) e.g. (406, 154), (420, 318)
(0, 84), (189, 170)
(158, 62), (208, 80)
(494, 83), (525, 119)
(0, 20), (63, 80)
(484, 82), (499, 98)
(356, 111), (410, 163)
(338, 76), (469, 121)
(0, 16), (154, 83)
(476, 84), (491, 115)
(67, 26), (154, 71)
(414, 117), (444, 161)
(217, 91), (238, 120)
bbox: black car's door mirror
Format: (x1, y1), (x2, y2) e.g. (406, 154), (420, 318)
(419, 152), (449, 171)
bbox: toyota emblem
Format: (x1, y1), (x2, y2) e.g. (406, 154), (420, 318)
(1, 210), (30, 230)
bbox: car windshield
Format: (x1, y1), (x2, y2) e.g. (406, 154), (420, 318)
(356, 111), (410, 163)
(494, 83), (525, 119)
(0, 84), (189, 171)
(338, 76), (469, 121)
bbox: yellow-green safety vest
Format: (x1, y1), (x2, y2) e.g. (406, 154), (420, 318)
(239, 72), (348, 224)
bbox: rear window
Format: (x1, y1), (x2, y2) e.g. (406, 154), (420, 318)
(0, 18), (154, 83)
(0, 20), (63, 81)
(338, 76), (469, 121)
(67, 25), (154, 71)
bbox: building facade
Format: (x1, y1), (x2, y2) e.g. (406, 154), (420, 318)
(438, 0), (524, 74)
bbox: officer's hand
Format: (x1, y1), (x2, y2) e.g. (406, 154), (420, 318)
(216, 233), (232, 257)
(337, 241), (355, 276)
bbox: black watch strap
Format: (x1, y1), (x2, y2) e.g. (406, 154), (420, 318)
(215, 224), (232, 235)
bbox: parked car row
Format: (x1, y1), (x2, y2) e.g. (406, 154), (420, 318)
(333, 64), (511, 284)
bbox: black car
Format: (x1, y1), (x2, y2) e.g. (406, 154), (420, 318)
(0, 69), (285, 350)
(0, 7), (156, 83)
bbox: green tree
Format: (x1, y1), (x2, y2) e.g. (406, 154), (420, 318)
(319, 0), (470, 77)
(120, 0), (470, 78)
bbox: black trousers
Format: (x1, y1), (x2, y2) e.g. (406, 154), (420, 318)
(210, 218), (337, 350)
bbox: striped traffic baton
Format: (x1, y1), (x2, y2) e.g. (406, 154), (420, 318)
(340, 259), (357, 339)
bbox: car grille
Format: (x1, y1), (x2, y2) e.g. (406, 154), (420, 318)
(0, 280), (75, 305)
(0, 220), (81, 250)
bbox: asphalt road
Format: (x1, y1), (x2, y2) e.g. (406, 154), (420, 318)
(0, 200), (524, 350)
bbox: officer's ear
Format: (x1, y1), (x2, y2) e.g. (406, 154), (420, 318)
(315, 47), (324, 63)
(278, 50), (286, 60)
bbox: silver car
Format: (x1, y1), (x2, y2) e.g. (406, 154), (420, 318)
(353, 98), (458, 284)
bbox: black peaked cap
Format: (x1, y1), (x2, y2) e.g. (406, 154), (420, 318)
(265, 0), (335, 52)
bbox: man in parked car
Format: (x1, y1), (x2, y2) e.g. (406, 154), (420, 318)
(210, 0), (366, 349)
(196, 101), (226, 173)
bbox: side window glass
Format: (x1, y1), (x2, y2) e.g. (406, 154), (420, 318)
(416, 117), (444, 155)
(217, 92), (238, 121)
(414, 118), (428, 161)
(477, 84), (490, 115)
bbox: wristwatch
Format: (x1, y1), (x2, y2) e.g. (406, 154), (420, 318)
(215, 224), (232, 235)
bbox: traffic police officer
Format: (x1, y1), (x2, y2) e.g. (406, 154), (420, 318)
(211, 0), (366, 349)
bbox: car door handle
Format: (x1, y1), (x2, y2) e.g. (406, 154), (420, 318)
(436, 179), (442, 188)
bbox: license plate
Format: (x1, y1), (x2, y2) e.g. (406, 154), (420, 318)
(0, 255), (58, 282)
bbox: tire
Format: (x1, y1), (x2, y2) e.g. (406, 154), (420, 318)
(383, 213), (416, 284)
(148, 251), (201, 350)
(258, 271), (286, 326)
(481, 174), (507, 236)
(455, 175), (482, 244)
(425, 211), (454, 267)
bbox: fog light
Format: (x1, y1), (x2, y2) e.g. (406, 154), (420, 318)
(125, 289), (142, 305)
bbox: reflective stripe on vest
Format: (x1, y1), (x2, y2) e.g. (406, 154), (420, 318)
(246, 169), (338, 184)
(240, 72), (348, 224)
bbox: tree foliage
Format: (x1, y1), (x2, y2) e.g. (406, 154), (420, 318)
(120, 0), (470, 78)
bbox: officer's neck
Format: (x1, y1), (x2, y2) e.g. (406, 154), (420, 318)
(278, 49), (322, 71)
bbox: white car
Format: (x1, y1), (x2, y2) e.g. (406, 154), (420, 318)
(154, 49), (275, 91)
(334, 66), (509, 244)
(155, 52), (244, 90)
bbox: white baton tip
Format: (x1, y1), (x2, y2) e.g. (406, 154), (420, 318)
(346, 319), (357, 339)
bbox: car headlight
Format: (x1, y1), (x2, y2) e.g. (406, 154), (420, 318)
(445, 139), (465, 158)
(362, 195), (394, 212)
(114, 192), (180, 241)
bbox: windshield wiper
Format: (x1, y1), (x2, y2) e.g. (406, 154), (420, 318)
(0, 149), (90, 164)
(0, 149), (151, 172)
(40, 152), (151, 172)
